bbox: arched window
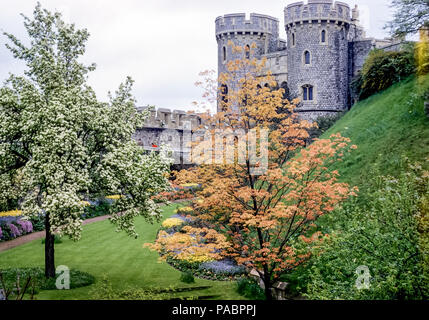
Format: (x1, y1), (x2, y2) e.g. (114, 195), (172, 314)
(304, 51), (311, 65)
(302, 85), (314, 101)
(321, 30), (326, 43)
(245, 44), (250, 59)
(223, 46), (227, 62)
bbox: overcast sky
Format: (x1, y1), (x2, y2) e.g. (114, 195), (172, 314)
(0, 0), (396, 112)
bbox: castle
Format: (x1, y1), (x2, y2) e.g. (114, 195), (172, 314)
(135, 0), (406, 166)
(216, 0), (404, 119)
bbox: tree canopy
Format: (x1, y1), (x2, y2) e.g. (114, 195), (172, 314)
(0, 3), (172, 277)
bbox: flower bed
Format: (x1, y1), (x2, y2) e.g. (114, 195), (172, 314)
(152, 183), (202, 203)
(0, 216), (34, 242)
(0, 199), (111, 243)
(146, 202), (246, 281)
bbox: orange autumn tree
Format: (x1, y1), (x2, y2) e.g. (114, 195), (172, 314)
(174, 42), (358, 299)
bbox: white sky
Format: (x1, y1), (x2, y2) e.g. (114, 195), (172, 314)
(0, 0), (396, 112)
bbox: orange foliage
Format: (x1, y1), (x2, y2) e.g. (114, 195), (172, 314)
(152, 43), (358, 298)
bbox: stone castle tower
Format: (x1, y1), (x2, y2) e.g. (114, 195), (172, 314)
(133, 0), (407, 167)
(215, 0), (399, 119)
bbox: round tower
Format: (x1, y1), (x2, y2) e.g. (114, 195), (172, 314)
(215, 13), (280, 113)
(285, 0), (352, 118)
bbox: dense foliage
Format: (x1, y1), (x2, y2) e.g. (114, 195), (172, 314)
(306, 160), (429, 300)
(0, 4), (172, 276)
(164, 43), (358, 300)
(352, 48), (415, 101)
(236, 278), (266, 300)
(0, 267), (94, 295)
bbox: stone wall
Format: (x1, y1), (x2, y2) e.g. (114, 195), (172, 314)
(133, 107), (204, 166)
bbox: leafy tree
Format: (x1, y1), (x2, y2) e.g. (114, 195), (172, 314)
(0, 4), (172, 278)
(306, 160), (429, 300)
(164, 43), (358, 300)
(386, 0), (429, 37)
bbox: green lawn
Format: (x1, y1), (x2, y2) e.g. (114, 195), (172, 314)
(321, 74), (429, 187)
(0, 204), (245, 300)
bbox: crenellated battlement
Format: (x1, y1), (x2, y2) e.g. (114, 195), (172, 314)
(136, 106), (204, 131)
(215, 13), (279, 39)
(284, 0), (351, 28)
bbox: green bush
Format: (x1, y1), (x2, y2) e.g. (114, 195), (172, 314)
(82, 200), (111, 219)
(29, 214), (45, 232)
(236, 278), (265, 300)
(306, 159), (429, 300)
(180, 271), (195, 284)
(354, 47), (415, 101)
(0, 267), (95, 296)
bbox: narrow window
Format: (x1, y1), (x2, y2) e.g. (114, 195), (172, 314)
(245, 44), (250, 59)
(304, 51), (311, 65)
(321, 30), (326, 43)
(292, 33), (295, 46)
(223, 46), (227, 62)
(302, 85), (314, 101)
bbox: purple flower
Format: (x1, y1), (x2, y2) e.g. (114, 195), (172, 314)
(8, 223), (21, 238)
(17, 220), (33, 234)
(199, 260), (245, 276)
(0, 226), (3, 239)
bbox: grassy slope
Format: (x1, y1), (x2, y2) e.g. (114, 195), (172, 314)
(321, 75), (429, 187)
(0, 204), (244, 300)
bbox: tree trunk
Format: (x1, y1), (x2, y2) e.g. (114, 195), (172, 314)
(44, 214), (55, 278)
(263, 267), (273, 300)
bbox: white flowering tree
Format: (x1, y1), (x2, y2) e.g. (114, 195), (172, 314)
(0, 4), (172, 278)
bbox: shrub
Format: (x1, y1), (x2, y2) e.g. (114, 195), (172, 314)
(236, 278), (265, 300)
(7, 223), (21, 238)
(0, 267), (95, 295)
(83, 200), (111, 219)
(29, 214), (45, 232)
(16, 220), (33, 234)
(355, 48), (415, 100)
(180, 271), (195, 284)
(306, 160), (429, 300)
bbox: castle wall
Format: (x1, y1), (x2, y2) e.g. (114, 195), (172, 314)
(133, 107), (204, 166)
(349, 39), (374, 78)
(260, 51), (288, 87)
